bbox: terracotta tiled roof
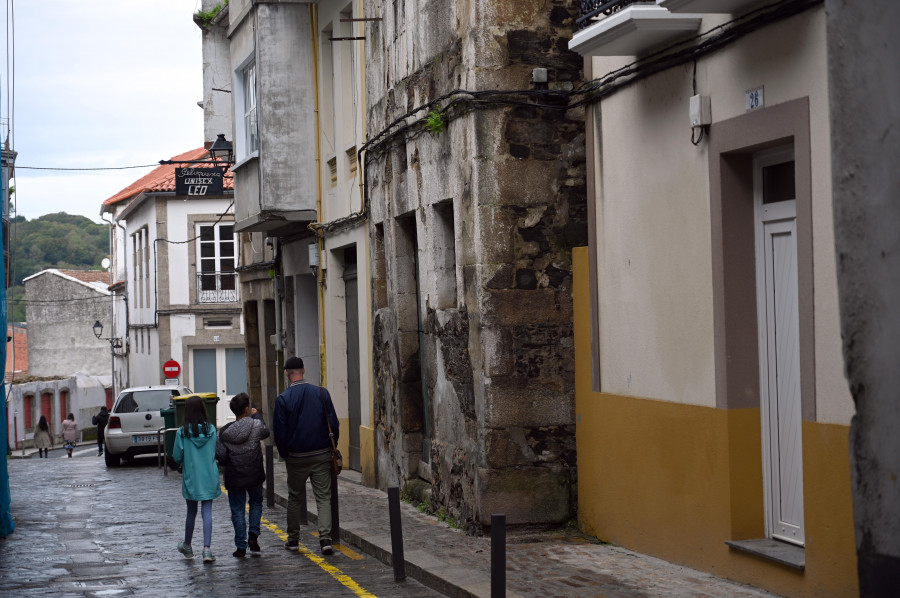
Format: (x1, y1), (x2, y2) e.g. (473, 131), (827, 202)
(102, 147), (234, 208)
(57, 269), (111, 285)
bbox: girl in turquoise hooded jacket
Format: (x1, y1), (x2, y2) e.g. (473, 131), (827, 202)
(173, 396), (221, 562)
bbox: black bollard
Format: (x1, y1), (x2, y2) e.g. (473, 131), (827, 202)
(266, 444), (275, 507)
(491, 514), (506, 598)
(330, 470), (340, 542)
(387, 487), (406, 581)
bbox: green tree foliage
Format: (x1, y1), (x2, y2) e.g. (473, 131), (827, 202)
(7, 212), (109, 322)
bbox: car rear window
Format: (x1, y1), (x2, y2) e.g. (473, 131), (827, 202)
(114, 390), (179, 413)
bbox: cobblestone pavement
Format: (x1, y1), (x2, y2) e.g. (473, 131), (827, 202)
(1, 455), (443, 597)
(266, 460), (783, 598)
(5, 448), (784, 597)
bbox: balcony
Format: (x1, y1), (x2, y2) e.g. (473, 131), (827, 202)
(658, 0), (764, 13)
(197, 272), (239, 304)
(569, 0), (701, 57)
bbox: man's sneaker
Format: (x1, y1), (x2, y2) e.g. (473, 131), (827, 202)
(203, 548), (216, 563)
(320, 539), (334, 555)
(284, 540), (299, 551)
(233, 548), (246, 558)
(177, 541), (194, 559)
(248, 533), (261, 552)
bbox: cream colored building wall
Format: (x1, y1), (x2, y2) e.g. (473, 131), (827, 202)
(595, 63), (717, 407)
(322, 226), (372, 429)
(591, 7), (852, 423)
(317, 0), (366, 224)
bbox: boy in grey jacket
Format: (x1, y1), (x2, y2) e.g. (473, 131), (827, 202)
(216, 393), (270, 557)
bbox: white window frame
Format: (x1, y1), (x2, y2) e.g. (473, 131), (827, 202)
(196, 222), (239, 304)
(235, 57), (259, 160)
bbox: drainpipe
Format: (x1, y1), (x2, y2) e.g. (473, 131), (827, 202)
(114, 215), (131, 390)
(100, 212), (117, 394)
(310, 3), (327, 386)
(273, 239), (284, 394)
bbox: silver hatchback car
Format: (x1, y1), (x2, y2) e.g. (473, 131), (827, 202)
(104, 385), (191, 467)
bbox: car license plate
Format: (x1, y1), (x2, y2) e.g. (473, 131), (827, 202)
(133, 434), (158, 444)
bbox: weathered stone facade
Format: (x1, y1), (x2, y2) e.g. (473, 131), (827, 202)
(365, 0), (586, 529)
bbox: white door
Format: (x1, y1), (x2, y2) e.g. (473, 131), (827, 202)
(191, 347), (248, 428)
(754, 146), (805, 545)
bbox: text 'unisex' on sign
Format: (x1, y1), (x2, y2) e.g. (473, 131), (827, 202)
(175, 167), (225, 196)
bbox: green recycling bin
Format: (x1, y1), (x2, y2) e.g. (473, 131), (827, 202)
(172, 393), (220, 430)
(161, 406), (177, 459)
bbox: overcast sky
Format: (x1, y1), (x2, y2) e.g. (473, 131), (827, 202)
(4, 1), (205, 223)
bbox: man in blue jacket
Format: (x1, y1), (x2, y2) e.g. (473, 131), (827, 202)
(273, 356), (339, 555)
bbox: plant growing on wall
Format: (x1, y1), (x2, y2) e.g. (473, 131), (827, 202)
(424, 109), (447, 135)
(194, 0), (228, 29)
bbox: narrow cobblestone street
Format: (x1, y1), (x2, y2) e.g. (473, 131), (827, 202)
(0, 455), (442, 597)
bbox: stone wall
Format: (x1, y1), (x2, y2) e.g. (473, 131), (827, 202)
(365, 0), (585, 529)
(24, 273), (112, 378)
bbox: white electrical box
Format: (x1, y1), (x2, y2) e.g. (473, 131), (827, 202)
(689, 94), (711, 127)
(308, 243), (318, 268)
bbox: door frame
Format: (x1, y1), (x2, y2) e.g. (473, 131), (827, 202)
(707, 98), (817, 535)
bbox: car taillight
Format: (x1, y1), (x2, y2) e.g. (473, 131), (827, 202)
(108, 416), (121, 430)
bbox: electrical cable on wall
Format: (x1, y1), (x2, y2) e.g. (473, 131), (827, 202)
(310, 0), (821, 240)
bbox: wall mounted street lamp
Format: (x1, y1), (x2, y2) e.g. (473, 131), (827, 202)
(208, 133), (234, 165)
(158, 133), (234, 167)
(93, 320), (123, 349)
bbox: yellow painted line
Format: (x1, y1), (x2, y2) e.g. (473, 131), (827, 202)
(308, 530), (362, 558)
(336, 544), (364, 560)
(260, 516), (376, 597)
(221, 485), (374, 595)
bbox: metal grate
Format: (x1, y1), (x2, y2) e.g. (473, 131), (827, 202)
(576, 0), (640, 31)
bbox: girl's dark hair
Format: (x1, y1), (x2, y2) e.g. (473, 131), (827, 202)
(38, 415), (50, 432)
(182, 396), (212, 438)
(67, 413), (75, 421)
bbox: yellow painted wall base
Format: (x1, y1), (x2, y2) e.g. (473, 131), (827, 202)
(572, 248), (858, 597)
(338, 417), (350, 457)
(336, 418), (376, 487)
(359, 424), (375, 487)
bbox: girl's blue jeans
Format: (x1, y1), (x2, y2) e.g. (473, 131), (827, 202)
(184, 500), (213, 547)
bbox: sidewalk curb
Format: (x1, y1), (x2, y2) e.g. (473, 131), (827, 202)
(267, 480), (516, 598)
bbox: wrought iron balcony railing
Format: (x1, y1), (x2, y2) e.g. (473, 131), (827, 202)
(197, 271), (239, 304)
(576, 0), (639, 31)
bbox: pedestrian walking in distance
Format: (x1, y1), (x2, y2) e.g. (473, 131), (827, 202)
(60, 414), (78, 458)
(216, 392), (270, 558)
(92, 406), (110, 457)
(34, 416), (53, 458)
(274, 356), (340, 555)
(173, 396), (221, 563)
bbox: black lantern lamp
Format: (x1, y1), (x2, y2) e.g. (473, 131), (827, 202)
(209, 133), (234, 165)
(93, 320), (123, 349)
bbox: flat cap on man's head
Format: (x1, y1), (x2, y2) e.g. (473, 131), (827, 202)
(284, 356), (304, 371)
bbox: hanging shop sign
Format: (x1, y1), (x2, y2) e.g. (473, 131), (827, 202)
(175, 167), (225, 196)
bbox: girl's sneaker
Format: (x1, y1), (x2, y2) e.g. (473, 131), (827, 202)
(203, 549), (216, 563)
(177, 541), (194, 559)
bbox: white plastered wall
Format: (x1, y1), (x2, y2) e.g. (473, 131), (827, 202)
(165, 198), (234, 307)
(590, 7), (853, 423)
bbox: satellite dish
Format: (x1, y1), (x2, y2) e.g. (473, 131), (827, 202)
(101, 258), (111, 270)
